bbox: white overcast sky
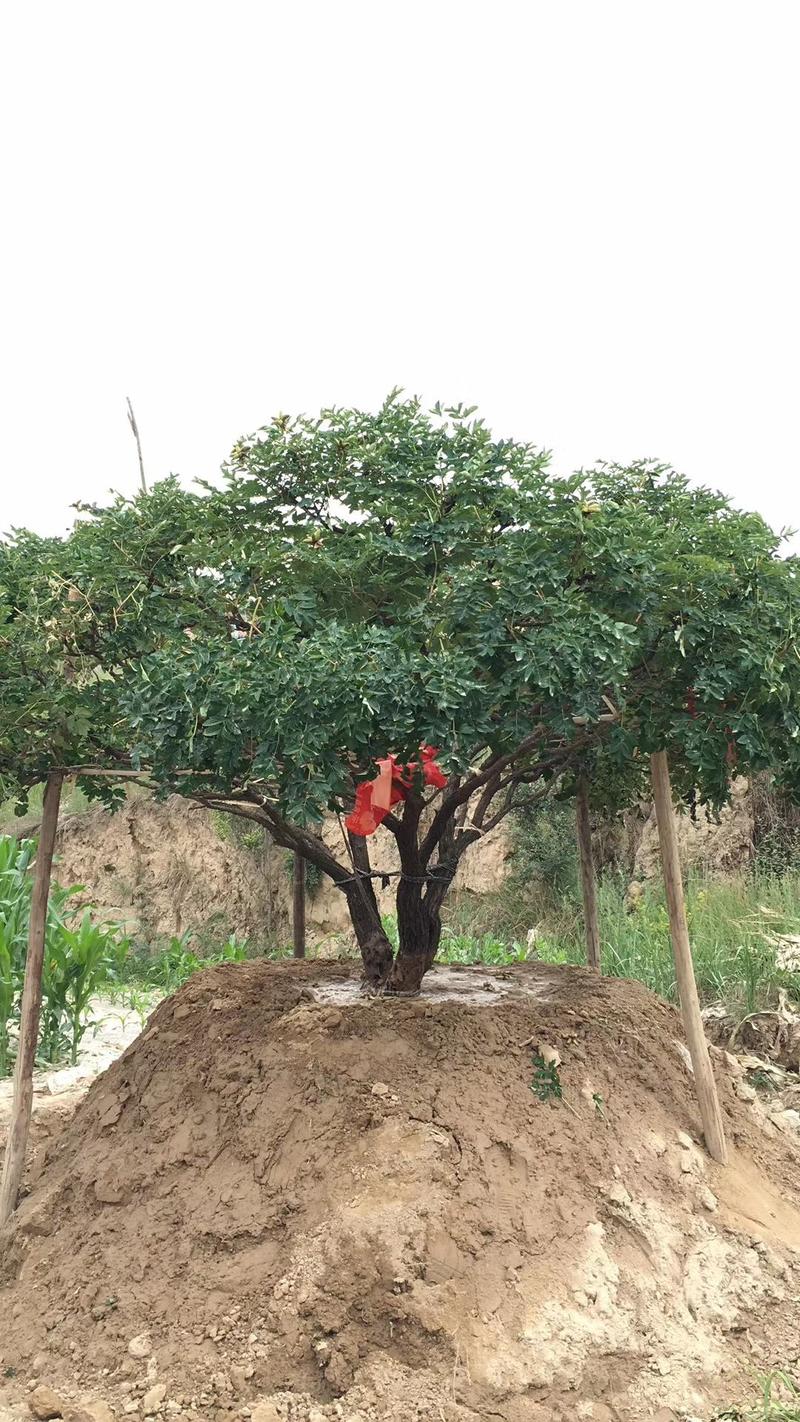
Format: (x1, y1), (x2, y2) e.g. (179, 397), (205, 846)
(2, 1), (798, 547)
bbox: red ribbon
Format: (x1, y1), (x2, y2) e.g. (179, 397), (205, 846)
(345, 746), (447, 836)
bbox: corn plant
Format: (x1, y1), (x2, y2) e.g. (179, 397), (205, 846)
(147, 932), (203, 992)
(0, 838), (35, 1075)
(0, 833), (130, 1074)
(0, 950), (16, 1075)
(714, 1369), (800, 1420)
(144, 930), (248, 993)
(0, 925), (15, 1076)
(40, 911), (129, 1065)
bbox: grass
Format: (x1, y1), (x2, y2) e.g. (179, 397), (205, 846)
(544, 873), (800, 1016)
(713, 1369), (800, 1419)
(440, 871), (800, 1017)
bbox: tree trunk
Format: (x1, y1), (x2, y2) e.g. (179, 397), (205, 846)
(575, 777), (601, 971)
(650, 750), (728, 1165)
(0, 772), (63, 1225)
(292, 853), (306, 959)
(339, 830), (394, 987)
(343, 882), (394, 987)
(386, 878), (440, 994)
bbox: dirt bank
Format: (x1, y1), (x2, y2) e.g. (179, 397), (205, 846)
(631, 776), (754, 882)
(26, 794), (510, 949)
(37, 795), (277, 945)
(2, 961), (800, 1421)
(9, 775), (758, 959)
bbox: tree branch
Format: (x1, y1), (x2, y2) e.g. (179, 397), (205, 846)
(419, 728), (547, 863)
(196, 793), (351, 884)
(484, 785), (550, 832)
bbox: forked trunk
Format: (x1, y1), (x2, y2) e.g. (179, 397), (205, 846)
(340, 829), (451, 994)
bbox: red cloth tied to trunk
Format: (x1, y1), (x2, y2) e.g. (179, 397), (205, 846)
(345, 745), (447, 837)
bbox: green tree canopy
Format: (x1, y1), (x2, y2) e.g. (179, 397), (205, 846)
(2, 394), (798, 989)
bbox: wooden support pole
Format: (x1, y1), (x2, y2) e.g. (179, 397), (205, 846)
(0, 771), (63, 1225)
(292, 852), (306, 959)
(575, 777), (601, 972)
(650, 751), (728, 1165)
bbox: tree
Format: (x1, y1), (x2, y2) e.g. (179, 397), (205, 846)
(0, 529), (131, 805)
(3, 394), (800, 994)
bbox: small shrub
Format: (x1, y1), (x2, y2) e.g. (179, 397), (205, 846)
(212, 811), (266, 855)
(510, 799), (580, 897)
(753, 825), (800, 878)
(530, 1050), (563, 1103)
(283, 851), (323, 897)
(304, 858), (323, 897)
(751, 775), (800, 879)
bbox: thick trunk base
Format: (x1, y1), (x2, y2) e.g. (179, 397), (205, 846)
(361, 934), (395, 989)
(342, 879), (395, 988)
(344, 871), (442, 994)
(386, 942), (438, 995)
(386, 954), (426, 995)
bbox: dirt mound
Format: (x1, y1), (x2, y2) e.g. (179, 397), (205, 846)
(2, 962), (800, 1422)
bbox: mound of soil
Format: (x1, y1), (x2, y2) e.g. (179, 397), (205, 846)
(2, 961), (800, 1422)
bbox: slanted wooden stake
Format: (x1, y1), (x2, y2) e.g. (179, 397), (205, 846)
(292, 852), (306, 959)
(650, 751), (727, 1164)
(575, 777), (601, 971)
(0, 772), (63, 1225)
